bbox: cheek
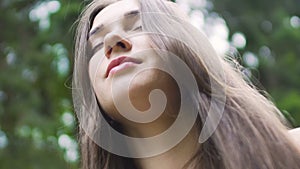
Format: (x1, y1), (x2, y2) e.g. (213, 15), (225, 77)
(88, 54), (105, 84)
(88, 56), (109, 105)
(88, 60), (97, 86)
(88, 56), (118, 118)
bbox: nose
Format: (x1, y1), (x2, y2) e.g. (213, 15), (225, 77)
(104, 32), (132, 59)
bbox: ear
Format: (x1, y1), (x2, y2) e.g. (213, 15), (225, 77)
(289, 128), (300, 147)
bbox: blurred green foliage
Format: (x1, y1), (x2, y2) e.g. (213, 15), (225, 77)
(211, 0), (300, 126)
(0, 0), (83, 168)
(0, 0), (299, 168)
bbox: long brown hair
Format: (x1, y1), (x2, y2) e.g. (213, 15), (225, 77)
(73, 0), (300, 168)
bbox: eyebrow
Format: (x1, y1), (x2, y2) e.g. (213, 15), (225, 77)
(124, 10), (140, 17)
(88, 10), (140, 39)
(88, 24), (104, 39)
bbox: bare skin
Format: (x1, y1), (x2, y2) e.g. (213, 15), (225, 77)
(290, 127), (300, 149)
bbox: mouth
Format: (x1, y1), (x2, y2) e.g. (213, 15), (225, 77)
(106, 56), (141, 78)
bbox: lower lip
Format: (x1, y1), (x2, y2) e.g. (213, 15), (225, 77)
(108, 62), (138, 77)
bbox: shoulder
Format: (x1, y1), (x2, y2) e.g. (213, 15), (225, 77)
(289, 127), (300, 145)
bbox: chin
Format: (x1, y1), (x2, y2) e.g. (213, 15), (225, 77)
(97, 68), (180, 124)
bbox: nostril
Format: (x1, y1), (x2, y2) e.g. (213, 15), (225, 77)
(117, 42), (126, 48)
(106, 47), (112, 57)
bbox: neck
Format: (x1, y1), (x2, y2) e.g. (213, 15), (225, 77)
(120, 79), (200, 169)
(124, 122), (199, 169)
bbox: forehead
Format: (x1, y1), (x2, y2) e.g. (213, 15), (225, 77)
(91, 0), (139, 29)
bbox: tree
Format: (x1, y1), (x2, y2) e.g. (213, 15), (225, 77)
(210, 0), (300, 126)
(0, 0), (83, 168)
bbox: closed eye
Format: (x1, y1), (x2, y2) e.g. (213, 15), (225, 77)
(133, 26), (142, 31)
(92, 42), (104, 55)
(91, 26), (141, 55)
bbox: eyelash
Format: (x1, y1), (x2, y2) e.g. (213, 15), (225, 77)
(92, 42), (104, 54)
(92, 26), (142, 54)
(132, 26), (142, 31)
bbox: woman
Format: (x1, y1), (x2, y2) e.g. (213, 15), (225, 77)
(73, 0), (300, 168)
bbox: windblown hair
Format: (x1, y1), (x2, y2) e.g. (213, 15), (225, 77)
(73, 0), (300, 169)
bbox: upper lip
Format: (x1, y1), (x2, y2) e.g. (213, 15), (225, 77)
(105, 56), (141, 77)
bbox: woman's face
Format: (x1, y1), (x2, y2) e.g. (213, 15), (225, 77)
(88, 0), (180, 123)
